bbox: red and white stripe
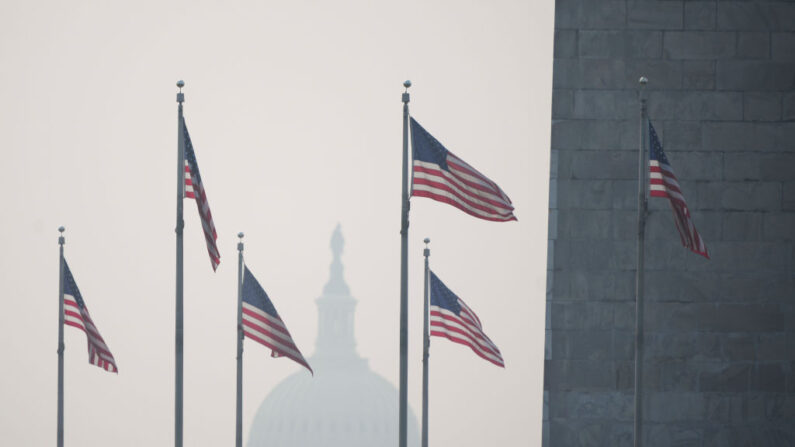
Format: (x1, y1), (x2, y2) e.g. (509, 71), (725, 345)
(242, 302), (312, 373)
(430, 298), (505, 368)
(184, 162), (196, 199)
(185, 160), (220, 270)
(412, 152), (516, 222)
(64, 297), (118, 373)
(649, 159), (709, 258)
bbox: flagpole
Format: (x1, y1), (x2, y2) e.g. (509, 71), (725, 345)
(421, 238), (430, 447)
(175, 80), (186, 447)
(399, 79), (412, 447)
(634, 76), (648, 447)
(57, 226), (65, 447)
(235, 232), (245, 447)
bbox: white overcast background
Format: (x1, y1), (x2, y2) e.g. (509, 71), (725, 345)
(0, 0), (553, 445)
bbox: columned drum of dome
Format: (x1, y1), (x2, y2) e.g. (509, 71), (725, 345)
(247, 225), (420, 447)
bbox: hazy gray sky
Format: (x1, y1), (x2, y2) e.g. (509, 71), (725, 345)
(0, 0), (553, 445)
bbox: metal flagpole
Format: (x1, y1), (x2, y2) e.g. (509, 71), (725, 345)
(421, 238), (430, 447)
(634, 76), (648, 447)
(235, 232), (245, 447)
(399, 79), (412, 447)
(175, 80), (186, 447)
(57, 226), (65, 447)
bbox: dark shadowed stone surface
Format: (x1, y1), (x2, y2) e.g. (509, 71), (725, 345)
(737, 32), (770, 60)
(544, 0), (795, 445)
(685, 2), (716, 31)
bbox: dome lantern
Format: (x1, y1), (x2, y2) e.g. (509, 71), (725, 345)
(247, 226), (419, 447)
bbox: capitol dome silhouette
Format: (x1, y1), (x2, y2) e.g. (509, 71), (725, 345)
(247, 225), (420, 447)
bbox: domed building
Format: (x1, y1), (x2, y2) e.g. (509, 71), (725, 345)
(247, 225), (420, 447)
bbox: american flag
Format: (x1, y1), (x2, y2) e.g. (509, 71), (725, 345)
(241, 266), (312, 374)
(648, 121), (709, 259)
(63, 261), (118, 373)
(183, 118), (221, 271)
(410, 118), (516, 222)
(429, 271), (504, 368)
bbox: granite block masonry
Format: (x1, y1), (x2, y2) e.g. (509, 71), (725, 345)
(544, 1), (795, 446)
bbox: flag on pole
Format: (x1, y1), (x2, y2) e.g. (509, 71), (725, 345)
(648, 122), (709, 259)
(63, 261), (118, 373)
(429, 271), (504, 368)
(183, 117), (221, 270)
(410, 118), (517, 222)
(241, 266), (312, 374)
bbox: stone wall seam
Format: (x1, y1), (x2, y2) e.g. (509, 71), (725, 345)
(546, 1), (793, 445)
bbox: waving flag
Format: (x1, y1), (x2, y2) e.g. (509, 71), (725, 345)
(410, 118), (516, 222)
(429, 271), (504, 367)
(241, 266), (312, 374)
(648, 122), (709, 259)
(183, 118), (221, 270)
(63, 261), (118, 373)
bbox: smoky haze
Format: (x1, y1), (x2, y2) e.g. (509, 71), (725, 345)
(0, 0), (553, 445)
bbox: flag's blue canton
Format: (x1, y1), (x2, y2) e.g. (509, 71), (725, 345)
(409, 117), (517, 221)
(649, 124), (669, 165)
(183, 120), (203, 184)
(63, 261), (85, 309)
(240, 265), (313, 373)
(242, 266), (279, 318)
(62, 259), (119, 372)
(428, 270), (505, 367)
(648, 121), (709, 259)
(410, 118), (449, 170)
(429, 271), (461, 315)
